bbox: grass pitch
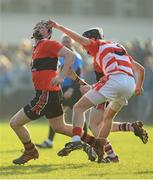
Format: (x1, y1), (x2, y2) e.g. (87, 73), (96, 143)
(0, 118), (153, 179)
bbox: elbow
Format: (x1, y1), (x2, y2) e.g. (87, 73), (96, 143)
(137, 63), (145, 76)
(141, 66), (145, 76)
(138, 66), (145, 79)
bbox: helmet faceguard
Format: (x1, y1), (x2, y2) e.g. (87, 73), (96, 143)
(82, 27), (104, 40)
(31, 20), (52, 40)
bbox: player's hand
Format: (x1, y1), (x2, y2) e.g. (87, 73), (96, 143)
(80, 85), (91, 94)
(47, 19), (59, 29)
(135, 87), (144, 96)
(51, 76), (64, 86)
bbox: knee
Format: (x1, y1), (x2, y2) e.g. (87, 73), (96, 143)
(10, 117), (17, 129)
(73, 103), (84, 113)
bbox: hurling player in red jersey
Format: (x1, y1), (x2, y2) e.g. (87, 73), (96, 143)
(47, 19), (146, 162)
(9, 20), (76, 165)
(35, 35), (88, 149)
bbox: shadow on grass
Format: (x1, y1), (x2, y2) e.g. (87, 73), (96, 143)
(0, 163), (90, 176)
(0, 149), (18, 154)
(1, 163), (153, 179)
(85, 170), (153, 179)
(134, 170), (153, 174)
(104, 170), (153, 178)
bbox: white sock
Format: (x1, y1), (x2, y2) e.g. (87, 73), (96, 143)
(127, 123), (134, 132)
(72, 135), (81, 142)
(45, 139), (53, 145)
(107, 152), (116, 158)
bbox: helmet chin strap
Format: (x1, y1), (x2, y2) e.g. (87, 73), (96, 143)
(47, 34), (51, 39)
(47, 28), (52, 39)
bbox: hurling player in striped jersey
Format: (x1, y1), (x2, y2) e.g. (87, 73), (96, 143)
(47, 19), (148, 162)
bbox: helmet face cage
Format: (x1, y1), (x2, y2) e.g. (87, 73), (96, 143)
(32, 20), (52, 40)
(82, 28), (103, 40)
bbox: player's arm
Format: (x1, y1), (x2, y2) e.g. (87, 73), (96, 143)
(47, 20), (91, 46)
(52, 47), (74, 85)
(131, 59), (145, 96)
(58, 47), (75, 79)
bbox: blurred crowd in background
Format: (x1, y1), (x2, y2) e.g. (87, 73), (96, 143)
(0, 38), (153, 123)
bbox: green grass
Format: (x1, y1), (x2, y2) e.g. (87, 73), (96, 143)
(0, 119), (153, 179)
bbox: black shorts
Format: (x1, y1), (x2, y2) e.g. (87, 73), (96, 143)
(24, 90), (63, 120)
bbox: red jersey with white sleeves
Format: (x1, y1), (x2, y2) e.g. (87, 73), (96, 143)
(31, 39), (64, 91)
(84, 40), (134, 77)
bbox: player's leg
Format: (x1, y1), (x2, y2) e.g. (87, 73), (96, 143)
(111, 121), (148, 144)
(89, 106), (119, 163)
(56, 95), (96, 158)
(70, 85), (88, 134)
(36, 126), (55, 148)
(45, 91), (97, 160)
(89, 106), (104, 137)
(89, 105), (148, 144)
(10, 90), (57, 164)
(47, 93), (85, 156)
(10, 108), (31, 142)
(48, 112), (97, 161)
(35, 99), (69, 149)
(57, 89), (107, 160)
(47, 127), (55, 146)
(94, 104), (119, 163)
(48, 114), (73, 137)
(97, 105), (119, 138)
(10, 108), (39, 165)
(50, 87), (116, 161)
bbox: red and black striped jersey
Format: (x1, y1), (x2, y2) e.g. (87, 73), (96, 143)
(31, 39), (63, 91)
